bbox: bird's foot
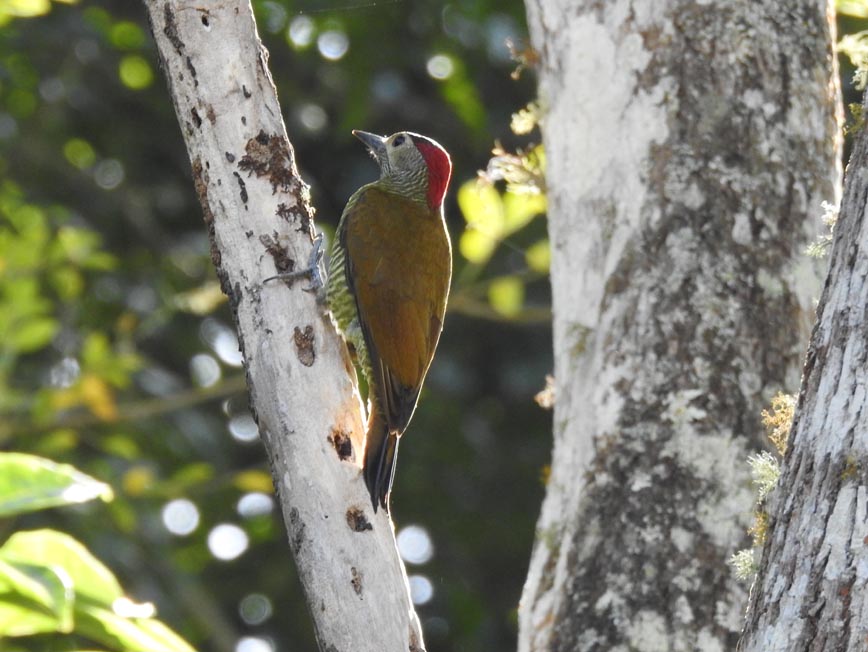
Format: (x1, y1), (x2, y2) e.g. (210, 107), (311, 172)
(264, 233), (325, 294)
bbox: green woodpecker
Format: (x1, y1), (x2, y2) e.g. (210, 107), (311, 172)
(327, 130), (452, 513)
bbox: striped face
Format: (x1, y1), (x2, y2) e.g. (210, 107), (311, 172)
(354, 130), (452, 209)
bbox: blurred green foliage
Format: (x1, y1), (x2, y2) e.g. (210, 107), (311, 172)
(0, 452), (191, 651)
(0, 1), (551, 650)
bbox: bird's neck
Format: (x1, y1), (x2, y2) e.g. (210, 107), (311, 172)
(377, 168), (432, 208)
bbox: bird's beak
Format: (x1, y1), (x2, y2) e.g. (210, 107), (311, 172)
(352, 130), (388, 161)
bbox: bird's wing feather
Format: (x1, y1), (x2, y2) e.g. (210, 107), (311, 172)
(343, 186), (451, 433)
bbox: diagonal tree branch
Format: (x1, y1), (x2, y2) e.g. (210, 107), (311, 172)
(142, 2), (424, 650)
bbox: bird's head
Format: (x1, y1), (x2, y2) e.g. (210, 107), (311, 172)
(353, 130), (452, 210)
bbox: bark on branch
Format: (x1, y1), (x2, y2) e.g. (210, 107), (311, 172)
(739, 87), (868, 652)
(519, 1), (840, 650)
(143, 2), (424, 650)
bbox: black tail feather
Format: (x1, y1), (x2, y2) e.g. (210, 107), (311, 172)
(363, 405), (399, 513)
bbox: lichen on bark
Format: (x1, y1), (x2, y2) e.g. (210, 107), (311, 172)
(519, 1), (841, 650)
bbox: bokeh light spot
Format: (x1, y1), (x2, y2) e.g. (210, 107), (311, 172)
(426, 54), (454, 80)
(228, 413), (259, 443)
(408, 575), (434, 605)
(200, 319), (243, 366)
(317, 30), (349, 60)
(94, 159), (125, 190)
(397, 524), (434, 564)
(237, 492), (273, 518)
(297, 103), (328, 133)
(239, 593), (273, 625)
(162, 498), (200, 536)
(208, 523), (249, 561)
(288, 15), (314, 48)
(190, 353), (221, 388)
(236, 637), (274, 652)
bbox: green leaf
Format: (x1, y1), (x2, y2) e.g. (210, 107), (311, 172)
(488, 276), (525, 317)
(63, 138), (96, 170)
(457, 181), (505, 264)
(109, 21), (146, 50)
(0, 531), (122, 606)
(458, 229), (498, 265)
(0, 453), (113, 517)
(50, 266), (85, 300)
(0, 532), (194, 652)
(0, 558), (74, 635)
(525, 239), (551, 273)
(233, 470), (274, 493)
(168, 462), (214, 491)
(502, 191), (546, 234)
(77, 604), (196, 652)
(7, 317), (58, 353)
(838, 0), (868, 18)
(457, 181), (503, 231)
(0, 0), (52, 20)
(118, 55), (154, 91)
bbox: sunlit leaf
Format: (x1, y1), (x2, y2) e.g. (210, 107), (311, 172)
(118, 55), (153, 90)
(458, 229), (498, 265)
(63, 138), (96, 170)
(100, 433), (140, 460)
(0, 558), (73, 635)
(56, 226), (101, 264)
(82, 331), (111, 367)
(488, 276), (525, 317)
(79, 374), (118, 421)
(457, 180), (503, 230)
(168, 463), (214, 490)
(0, 531), (193, 652)
(0, 453), (113, 517)
(0, 0), (52, 19)
(233, 470), (274, 493)
(50, 265), (84, 300)
(0, 530), (122, 606)
(7, 316), (58, 353)
(81, 250), (116, 271)
(839, 0), (868, 17)
(457, 181), (505, 264)
(503, 191), (546, 234)
(122, 466), (156, 497)
(77, 603), (195, 652)
(110, 21), (146, 49)
(525, 239), (551, 273)
(33, 429), (79, 456)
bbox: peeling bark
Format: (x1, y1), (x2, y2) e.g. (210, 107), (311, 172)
(739, 85), (868, 652)
(519, 1), (841, 650)
(143, 2), (424, 650)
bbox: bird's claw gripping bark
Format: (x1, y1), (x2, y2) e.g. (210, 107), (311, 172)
(264, 233), (325, 294)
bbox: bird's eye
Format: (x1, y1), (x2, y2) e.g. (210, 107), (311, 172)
(392, 135), (406, 147)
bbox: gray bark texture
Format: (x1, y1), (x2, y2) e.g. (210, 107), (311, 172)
(518, 1), (841, 650)
(143, 2), (425, 651)
(739, 92), (868, 651)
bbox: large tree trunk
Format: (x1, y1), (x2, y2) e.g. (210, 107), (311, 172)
(739, 91), (868, 652)
(143, 3), (424, 651)
(518, 1), (841, 650)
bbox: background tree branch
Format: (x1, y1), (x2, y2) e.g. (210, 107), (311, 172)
(518, 1), (841, 649)
(739, 85), (868, 652)
(143, 2), (424, 650)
